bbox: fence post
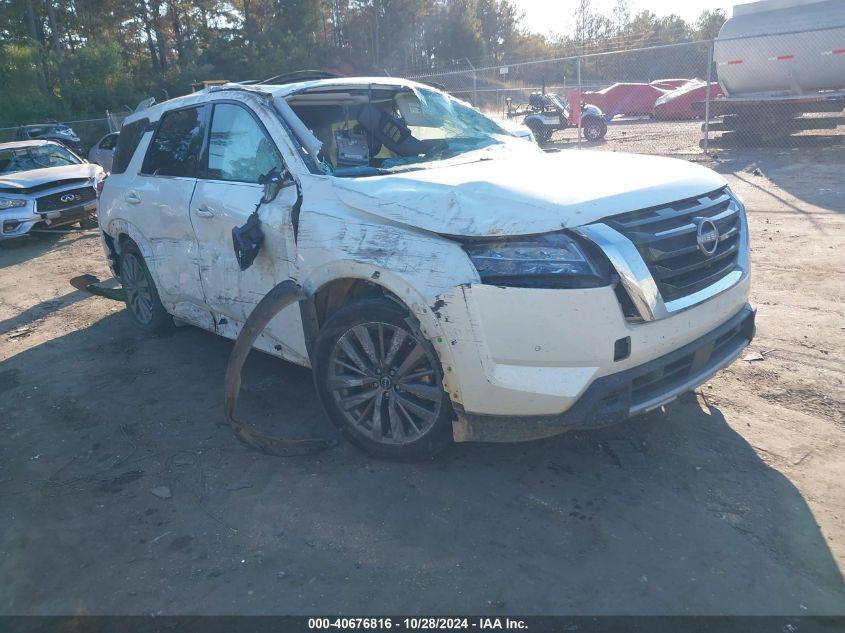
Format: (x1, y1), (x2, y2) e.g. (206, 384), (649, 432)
(703, 39), (714, 156)
(577, 56), (582, 148)
(466, 58), (478, 106)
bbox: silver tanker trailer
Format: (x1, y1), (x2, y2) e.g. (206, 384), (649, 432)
(704, 0), (845, 142)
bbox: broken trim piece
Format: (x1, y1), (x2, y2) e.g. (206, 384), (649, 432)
(273, 96), (323, 163)
(223, 280), (337, 456)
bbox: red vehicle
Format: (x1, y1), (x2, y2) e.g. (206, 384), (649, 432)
(653, 81), (725, 120)
(650, 78), (691, 91)
(582, 83), (667, 119)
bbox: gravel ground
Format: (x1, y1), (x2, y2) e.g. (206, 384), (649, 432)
(0, 133), (843, 616)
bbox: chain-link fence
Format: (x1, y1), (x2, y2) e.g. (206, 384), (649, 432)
(3, 27), (843, 161)
(405, 41), (712, 157)
(404, 32), (845, 158)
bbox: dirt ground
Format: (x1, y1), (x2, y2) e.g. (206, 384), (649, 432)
(0, 129), (843, 616)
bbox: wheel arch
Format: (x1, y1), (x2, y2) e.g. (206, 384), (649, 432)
(299, 264), (458, 394)
(107, 218), (154, 261)
(302, 267), (442, 341)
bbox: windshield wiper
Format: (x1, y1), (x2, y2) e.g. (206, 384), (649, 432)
(332, 165), (424, 178)
(332, 166), (393, 178)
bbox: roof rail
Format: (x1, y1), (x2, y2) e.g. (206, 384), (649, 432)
(258, 70), (341, 85)
(134, 97), (156, 112)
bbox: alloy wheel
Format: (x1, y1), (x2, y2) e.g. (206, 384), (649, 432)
(326, 321), (443, 445)
(122, 253), (155, 326)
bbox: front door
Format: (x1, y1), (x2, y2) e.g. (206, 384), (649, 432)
(190, 101), (307, 362)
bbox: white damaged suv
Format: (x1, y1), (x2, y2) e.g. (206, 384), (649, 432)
(98, 76), (754, 458)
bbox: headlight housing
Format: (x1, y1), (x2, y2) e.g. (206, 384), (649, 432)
(0, 198), (27, 210)
(463, 232), (610, 289)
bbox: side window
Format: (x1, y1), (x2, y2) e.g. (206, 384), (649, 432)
(99, 134), (118, 150)
(142, 107), (204, 177)
(207, 103), (283, 183)
(111, 118), (148, 175)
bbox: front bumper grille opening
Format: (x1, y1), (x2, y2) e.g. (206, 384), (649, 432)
(713, 321), (744, 355)
(632, 354), (694, 399)
(628, 309), (752, 411)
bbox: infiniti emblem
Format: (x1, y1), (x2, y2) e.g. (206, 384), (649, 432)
(695, 217), (720, 257)
(60, 193), (81, 203)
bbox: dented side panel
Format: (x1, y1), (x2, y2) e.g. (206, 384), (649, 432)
(293, 181), (480, 399)
(189, 178), (308, 362)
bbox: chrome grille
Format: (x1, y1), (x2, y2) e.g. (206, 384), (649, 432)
(603, 187), (741, 302)
(37, 186), (97, 213)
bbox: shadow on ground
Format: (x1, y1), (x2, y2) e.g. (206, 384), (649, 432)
(711, 139), (844, 214)
(0, 309), (842, 615)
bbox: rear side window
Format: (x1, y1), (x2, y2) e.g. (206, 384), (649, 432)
(99, 134), (118, 150)
(111, 118), (149, 175)
(142, 107), (205, 177)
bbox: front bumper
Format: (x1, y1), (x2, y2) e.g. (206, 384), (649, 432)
(450, 305), (754, 442)
(0, 200), (96, 239)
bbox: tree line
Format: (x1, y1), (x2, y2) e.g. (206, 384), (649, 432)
(0, 0), (726, 127)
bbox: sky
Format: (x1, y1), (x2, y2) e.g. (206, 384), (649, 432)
(511, 0), (736, 36)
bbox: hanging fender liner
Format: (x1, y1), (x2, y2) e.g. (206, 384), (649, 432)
(70, 273), (126, 302)
(70, 274), (334, 455)
(223, 279), (337, 456)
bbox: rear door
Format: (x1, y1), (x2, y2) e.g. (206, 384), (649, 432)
(126, 105), (206, 306)
(189, 100), (305, 358)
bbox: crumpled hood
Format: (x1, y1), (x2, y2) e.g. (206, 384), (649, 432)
(0, 164), (100, 191)
(331, 150), (727, 237)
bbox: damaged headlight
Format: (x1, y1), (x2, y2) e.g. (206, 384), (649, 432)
(0, 198), (27, 210)
(463, 232), (610, 289)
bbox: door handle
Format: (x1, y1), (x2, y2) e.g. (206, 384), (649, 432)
(125, 192), (141, 205)
(195, 204), (214, 218)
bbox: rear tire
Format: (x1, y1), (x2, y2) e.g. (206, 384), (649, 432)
(119, 240), (173, 334)
(526, 120), (550, 144)
(312, 298), (453, 460)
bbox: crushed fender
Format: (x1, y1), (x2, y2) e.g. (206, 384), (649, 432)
(69, 274), (126, 302)
(223, 280), (337, 456)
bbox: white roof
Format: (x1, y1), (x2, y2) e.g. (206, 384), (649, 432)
(123, 76), (431, 125)
(0, 139), (58, 150)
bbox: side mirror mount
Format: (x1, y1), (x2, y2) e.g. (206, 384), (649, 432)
(259, 167), (295, 204)
(233, 166), (296, 271)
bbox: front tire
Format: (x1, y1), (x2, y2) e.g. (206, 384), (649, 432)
(312, 298), (453, 459)
(79, 211), (98, 229)
(119, 241), (173, 334)
(583, 116), (607, 142)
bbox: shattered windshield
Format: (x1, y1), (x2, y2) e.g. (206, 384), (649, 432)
(289, 87), (512, 177)
(0, 144), (81, 175)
